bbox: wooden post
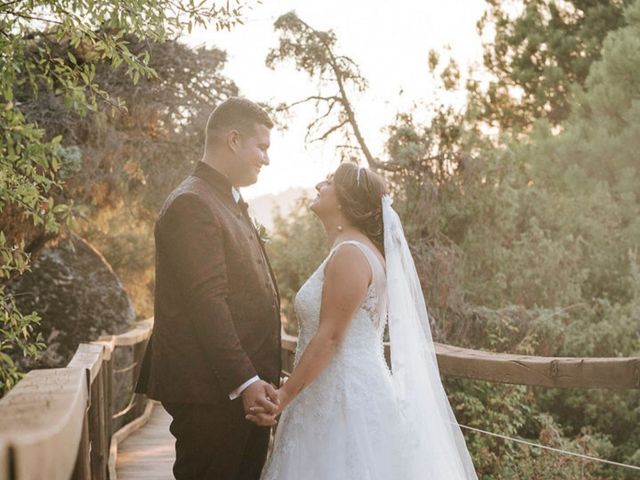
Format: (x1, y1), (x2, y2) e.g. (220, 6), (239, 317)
(132, 340), (148, 418)
(71, 369), (92, 480)
(88, 362), (109, 480)
(104, 355), (114, 438)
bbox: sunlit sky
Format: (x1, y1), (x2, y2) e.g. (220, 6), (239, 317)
(185, 0), (487, 199)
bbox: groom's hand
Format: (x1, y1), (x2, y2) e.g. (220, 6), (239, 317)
(241, 380), (279, 417)
(245, 411), (278, 427)
(245, 386), (289, 427)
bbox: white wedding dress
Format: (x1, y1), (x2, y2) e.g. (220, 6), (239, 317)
(260, 240), (410, 480)
(261, 197), (478, 480)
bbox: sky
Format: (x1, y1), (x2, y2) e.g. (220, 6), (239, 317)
(185, 0), (488, 199)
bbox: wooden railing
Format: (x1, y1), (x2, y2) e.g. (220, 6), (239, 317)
(281, 332), (640, 390)
(0, 318), (153, 480)
(1, 322), (638, 480)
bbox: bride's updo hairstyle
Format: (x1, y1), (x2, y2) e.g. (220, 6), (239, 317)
(334, 163), (387, 255)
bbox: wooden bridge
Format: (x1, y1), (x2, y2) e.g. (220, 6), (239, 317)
(0, 317), (638, 479)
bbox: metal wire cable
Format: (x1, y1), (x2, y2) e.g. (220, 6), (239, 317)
(457, 423), (640, 472)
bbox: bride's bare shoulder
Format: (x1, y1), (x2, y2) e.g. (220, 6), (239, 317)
(324, 242), (371, 285)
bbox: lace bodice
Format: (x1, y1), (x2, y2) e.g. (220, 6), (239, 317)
(294, 240), (388, 360)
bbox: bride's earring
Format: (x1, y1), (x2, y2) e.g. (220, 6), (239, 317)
(337, 225), (343, 232)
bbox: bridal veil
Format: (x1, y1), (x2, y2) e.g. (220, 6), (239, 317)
(383, 195), (477, 479)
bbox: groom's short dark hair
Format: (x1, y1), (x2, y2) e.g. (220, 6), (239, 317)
(205, 97), (273, 150)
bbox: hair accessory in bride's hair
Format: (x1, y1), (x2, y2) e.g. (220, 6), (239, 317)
(356, 166), (365, 186)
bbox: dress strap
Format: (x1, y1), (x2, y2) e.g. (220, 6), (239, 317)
(326, 241), (386, 296)
(327, 240), (388, 329)
(329, 240), (385, 275)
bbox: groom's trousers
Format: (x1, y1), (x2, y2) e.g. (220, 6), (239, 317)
(163, 400), (270, 480)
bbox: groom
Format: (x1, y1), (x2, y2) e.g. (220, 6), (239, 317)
(136, 97), (282, 480)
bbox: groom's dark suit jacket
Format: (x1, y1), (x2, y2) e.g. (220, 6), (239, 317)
(136, 161), (281, 404)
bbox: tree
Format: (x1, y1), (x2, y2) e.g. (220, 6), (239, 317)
(267, 12), (381, 168)
(472, 0), (632, 133)
(0, 0), (247, 396)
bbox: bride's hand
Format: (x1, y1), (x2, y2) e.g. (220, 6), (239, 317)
(245, 388), (292, 426)
(274, 387), (291, 412)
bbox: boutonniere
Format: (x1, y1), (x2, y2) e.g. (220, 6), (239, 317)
(253, 218), (271, 246)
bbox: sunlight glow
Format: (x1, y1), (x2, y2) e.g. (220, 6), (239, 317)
(184, 0), (487, 199)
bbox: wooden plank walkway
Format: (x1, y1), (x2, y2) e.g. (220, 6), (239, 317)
(116, 404), (175, 479)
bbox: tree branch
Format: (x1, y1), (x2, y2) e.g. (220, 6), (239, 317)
(306, 96), (340, 132)
(314, 32), (383, 170)
(281, 94), (341, 110)
(308, 119), (348, 143)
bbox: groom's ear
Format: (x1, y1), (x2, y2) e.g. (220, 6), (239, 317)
(227, 129), (242, 153)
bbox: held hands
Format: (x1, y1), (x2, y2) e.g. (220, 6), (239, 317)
(244, 387), (292, 427)
(241, 380), (280, 426)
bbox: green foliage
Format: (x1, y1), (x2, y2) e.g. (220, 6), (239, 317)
(266, 199), (328, 334)
(454, 0), (640, 313)
(473, 0), (632, 132)
(425, 7), (640, 473)
(447, 379), (531, 476)
(0, 104), (70, 395)
(499, 413), (614, 480)
(0, 0), (246, 396)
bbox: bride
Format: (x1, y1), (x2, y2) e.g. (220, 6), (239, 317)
(248, 163), (477, 479)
